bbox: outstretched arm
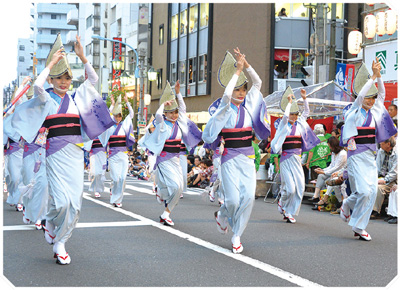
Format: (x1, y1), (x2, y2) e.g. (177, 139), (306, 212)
(75, 35), (98, 85)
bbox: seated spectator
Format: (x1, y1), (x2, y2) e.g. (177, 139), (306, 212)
(331, 128), (340, 140)
(189, 159), (213, 188)
(388, 104), (397, 122)
(308, 137), (347, 204)
(305, 124), (331, 181)
(371, 136), (397, 219)
(187, 155), (203, 185)
(187, 154), (195, 173)
(385, 184), (397, 224)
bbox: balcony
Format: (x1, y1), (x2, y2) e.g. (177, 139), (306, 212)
(36, 3), (75, 14)
(67, 9), (78, 26)
(66, 31), (78, 44)
(30, 8), (35, 18)
(36, 34), (58, 45)
(36, 19), (76, 30)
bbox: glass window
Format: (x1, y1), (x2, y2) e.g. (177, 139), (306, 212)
(170, 62), (177, 84)
(275, 3), (290, 17)
(157, 68), (163, 90)
(200, 3), (209, 28)
(292, 3), (308, 17)
(199, 54), (207, 82)
(159, 24), (164, 45)
(291, 49), (307, 79)
(171, 14), (178, 40)
(50, 30), (59, 35)
(179, 60), (186, 84)
(86, 44), (92, 56)
(188, 58), (197, 84)
(19, 45), (25, 51)
(51, 14), (57, 19)
(19, 56), (24, 62)
(180, 9), (187, 36)
(189, 5), (198, 33)
(86, 15), (93, 28)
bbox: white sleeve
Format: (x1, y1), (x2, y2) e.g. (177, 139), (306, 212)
(176, 92), (186, 114)
(34, 67), (50, 103)
(84, 62), (99, 86)
(246, 66), (262, 91)
(127, 102), (134, 119)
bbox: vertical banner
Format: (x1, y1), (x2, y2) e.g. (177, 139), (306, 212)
(345, 64), (355, 94)
(112, 37), (122, 91)
(334, 63), (354, 102)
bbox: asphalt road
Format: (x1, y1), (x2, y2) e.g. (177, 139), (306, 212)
(2, 174), (398, 288)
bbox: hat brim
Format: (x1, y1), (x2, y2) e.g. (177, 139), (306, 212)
(217, 51), (248, 89)
(352, 63), (379, 98)
(280, 86), (299, 113)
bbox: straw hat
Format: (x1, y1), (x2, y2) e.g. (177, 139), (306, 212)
(112, 95), (122, 115)
(159, 81), (178, 112)
(217, 51), (248, 89)
(352, 63), (378, 98)
(279, 86), (299, 114)
(45, 33), (72, 78)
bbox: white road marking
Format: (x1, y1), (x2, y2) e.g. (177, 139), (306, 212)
(81, 193), (322, 287)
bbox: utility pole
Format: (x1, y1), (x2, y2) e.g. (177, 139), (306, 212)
(315, 3), (325, 84)
(329, 3), (337, 81)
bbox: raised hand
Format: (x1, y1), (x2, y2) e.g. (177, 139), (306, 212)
(300, 88), (307, 100)
(174, 79), (180, 94)
(288, 94), (294, 104)
(74, 35), (88, 64)
(110, 96), (115, 106)
(49, 48), (64, 68)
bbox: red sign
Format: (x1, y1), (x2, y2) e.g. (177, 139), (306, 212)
(274, 49), (290, 61)
(143, 107), (148, 121)
(112, 37), (122, 90)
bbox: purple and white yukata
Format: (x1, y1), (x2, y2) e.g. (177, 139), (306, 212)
(341, 77), (397, 230)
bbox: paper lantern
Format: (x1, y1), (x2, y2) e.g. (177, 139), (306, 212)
(364, 14), (376, 39)
(376, 11), (386, 36)
(385, 9), (397, 35)
(348, 30), (362, 55)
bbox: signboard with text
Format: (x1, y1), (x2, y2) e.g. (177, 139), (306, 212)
(112, 37), (122, 90)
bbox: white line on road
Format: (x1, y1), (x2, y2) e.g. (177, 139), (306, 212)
(82, 192), (323, 287)
(3, 221), (151, 231)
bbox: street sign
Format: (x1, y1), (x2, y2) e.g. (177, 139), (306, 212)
(138, 120), (147, 127)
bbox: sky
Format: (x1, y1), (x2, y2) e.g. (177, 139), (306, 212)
(0, 0), (399, 99)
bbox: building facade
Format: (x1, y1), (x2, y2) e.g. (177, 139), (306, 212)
(16, 38), (34, 85)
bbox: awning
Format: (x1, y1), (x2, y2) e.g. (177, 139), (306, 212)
(274, 49), (290, 61)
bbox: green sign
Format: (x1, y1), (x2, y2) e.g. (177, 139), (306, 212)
(376, 50), (387, 74)
(138, 121), (147, 127)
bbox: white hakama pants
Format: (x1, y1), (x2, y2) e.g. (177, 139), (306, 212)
(109, 151), (129, 204)
(346, 150), (377, 230)
(22, 147), (48, 222)
(45, 143), (83, 244)
(219, 154), (256, 237)
(6, 149), (24, 205)
(88, 151), (107, 194)
(280, 154), (305, 216)
(179, 154), (188, 194)
(156, 156), (183, 212)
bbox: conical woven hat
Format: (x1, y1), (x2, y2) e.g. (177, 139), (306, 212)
(160, 81), (178, 112)
(26, 78), (36, 98)
(280, 86), (299, 113)
(112, 95), (122, 115)
(46, 33), (72, 78)
(217, 51), (248, 89)
(352, 63), (378, 98)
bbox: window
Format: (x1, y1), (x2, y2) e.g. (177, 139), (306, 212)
(19, 56), (25, 62)
(86, 15), (93, 29)
(290, 49), (307, 78)
(51, 14), (57, 19)
(171, 14), (178, 40)
(189, 5), (198, 33)
(180, 9), (187, 36)
(275, 3), (290, 17)
(86, 43), (92, 56)
(170, 62), (177, 83)
(159, 24), (164, 45)
(327, 3), (344, 19)
(157, 68), (163, 90)
(188, 57), (197, 83)
(200, 3), (209, 28)
(179, 60), (186, 84)
(19, 45), (25, 51)
(50, 30), (59, 35)
(198, 54), (207, 82)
